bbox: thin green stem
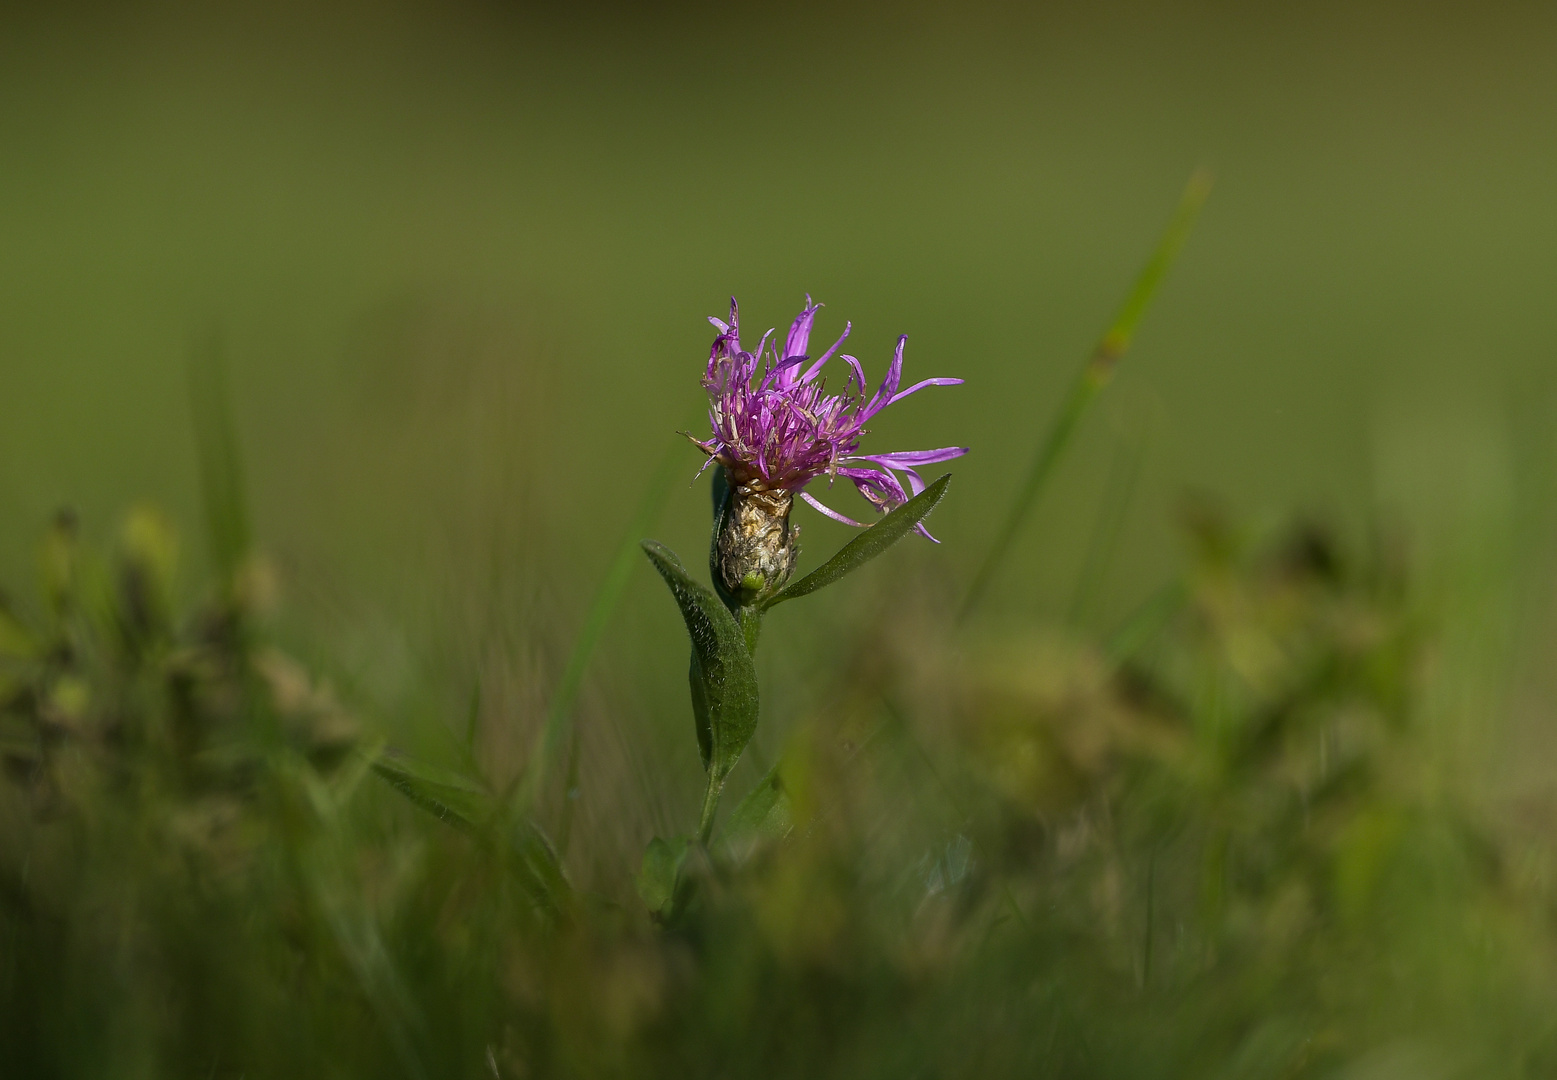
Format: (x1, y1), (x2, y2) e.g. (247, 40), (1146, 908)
(508, 439), (681, 821)
(738, 605), (762, 656)
(1068, 426), (1148, 626)
(962, 170), (1211, 621)
(697, 771), (726, 845)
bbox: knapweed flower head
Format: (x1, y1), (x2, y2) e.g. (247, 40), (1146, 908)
(696, 295), (967, 533)
(694, 295), (966, 600)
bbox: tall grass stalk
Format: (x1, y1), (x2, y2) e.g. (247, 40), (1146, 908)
(187, 334), (252, 593)
(962, 170), (1211, 619)
(510, 438), (681, 826)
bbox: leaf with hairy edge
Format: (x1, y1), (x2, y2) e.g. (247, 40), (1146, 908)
(717, 764), (792, 863)
(371, 753), (493, 831)
(637, 835), (691, 919)
(688, 653), (712, 769)
(707, 466), (739, 614)
(371, 752), (573, 915)
(764, 474), (952, 609)
(642, 540), (760, 784)
(511, 819), (573, 919)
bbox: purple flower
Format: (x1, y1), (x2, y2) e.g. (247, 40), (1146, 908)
(694, 295), (967, 543)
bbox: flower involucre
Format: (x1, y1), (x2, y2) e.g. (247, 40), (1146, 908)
(693, 295), (966, 600)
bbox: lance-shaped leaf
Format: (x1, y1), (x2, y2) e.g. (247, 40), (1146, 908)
(688, 653), (712, 769)
(371, 753), (493, 831)
(763, 474), (952, 609)
(717, 763), (792, 863)
(641, 541), (760, 785)
(371, 752), (572, 915)
(636, 834), (692, 920)
(511, 819), (573, 920)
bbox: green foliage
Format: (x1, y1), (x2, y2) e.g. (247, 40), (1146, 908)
(5, 503), (1557, 1078)
(716, 763), (792, 862)
(636, 835), (691, 919)
(372, 752), (494, 830)
(648, 468), (950, 891)
(641, 540), (760, 785)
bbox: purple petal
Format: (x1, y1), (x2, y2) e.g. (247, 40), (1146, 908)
(840, 354), (868, 395)
(844, 447), (968, 469)
(754, 327), (776, 365)
(840, 466), (908, 508)
(863, 336), (907, 420)
(783, 296), (822, 366)
(799, 490), (868, 528)
(890, 377), (964, 403)
(801, 321), (851, 383)
(760, 352), (809, 390)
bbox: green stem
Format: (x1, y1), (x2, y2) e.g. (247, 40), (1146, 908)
(738, 605), (762, 656)
(506, 440), (679, 820)
(961, 171), (1210, 621)
(697, 771), (726, 845)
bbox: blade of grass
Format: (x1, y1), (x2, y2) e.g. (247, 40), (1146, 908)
(962, 170), (1211, 620)
(187, 332), (251, 592)
(1103, 579), (1187, 664)
(509, 437), (682, 827)
(1067, 424), (1148, 627)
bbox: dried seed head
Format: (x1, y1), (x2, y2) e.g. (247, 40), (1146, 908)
(716, 481), (799, 602)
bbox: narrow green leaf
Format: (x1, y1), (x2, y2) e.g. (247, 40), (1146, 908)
(513, 441), (680, 816)
(717, 763), (792, 862)
(636, 834), (691, 918)
(963, 170), (1211, 619)
(1104, 579), (1188, 663)
(710, 461), (730, 524)
(1068, 426), (1148, 626)
(641, 541), (760, 785)
(763, 474), (952, 609)
(689, 653), (712, 769)
(707, 465), (740, 613)
(372, 751), (573, 915)
(371, 753), (493, 832)
(511, 819), (573, 919)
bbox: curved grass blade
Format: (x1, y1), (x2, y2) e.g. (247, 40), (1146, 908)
(962, 170), (1211, 620)
(1068, 424), (1148, 626)
(511, 819), (573, 920)
(763, 474), (951, 610)
(372, 751), (573, 914)
(371, 752), (494, 832)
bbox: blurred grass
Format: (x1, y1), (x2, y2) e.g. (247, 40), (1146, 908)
(4, 1), (1557, 1076)
(963, 168), (1211, 618)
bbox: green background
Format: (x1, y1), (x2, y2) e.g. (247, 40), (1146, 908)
(2, 0), (1555, 822)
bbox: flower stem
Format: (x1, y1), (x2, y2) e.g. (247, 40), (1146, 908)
(697, 771), (726, 845)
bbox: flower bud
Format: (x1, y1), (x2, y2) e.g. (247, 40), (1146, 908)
(715, 481), (799, 603)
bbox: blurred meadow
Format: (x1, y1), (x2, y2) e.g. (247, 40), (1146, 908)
(6, 0), (1557, 1076)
